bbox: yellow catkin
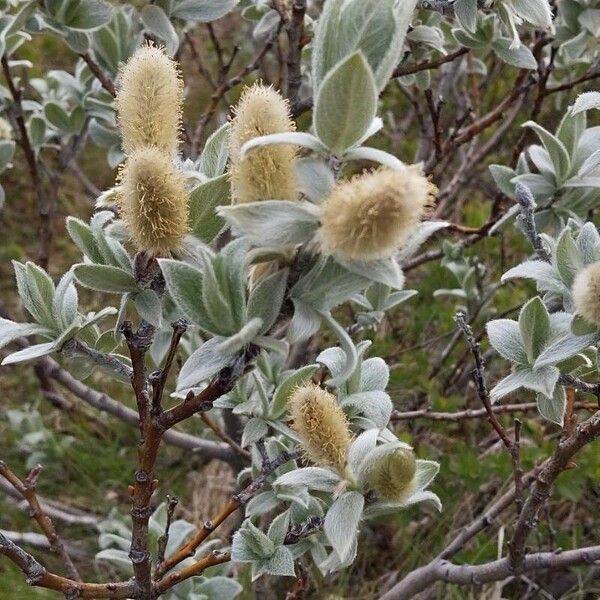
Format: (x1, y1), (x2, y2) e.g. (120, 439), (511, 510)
(115, 43), (183, 157)
(319, 166), (436, 261)
(229, 83), (297, 203)
(288, 383), (351, 471)
(573, 262), (600, 327)
(117, 146), (188, 255)
(366, 448), (417, 502)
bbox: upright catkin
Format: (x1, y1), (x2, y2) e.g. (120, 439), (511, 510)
(229, 84), (297, 203)
(115, 44), (183, 157)
(117, 146), (188, 255)
(288, 383), (351, 471)
(319, 166), (436, 261)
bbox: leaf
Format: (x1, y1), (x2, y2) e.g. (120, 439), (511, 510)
(59, 0), (113, 30)
(195, 577), (243, 600)
(198, 123), (230, 177)
(0, 319), (52, 350)
(295, 158), (335, 203)
(240, 132), (327, 158)
(241, 418), (269, 448)
(247, 269), (289, 335)
(141, 5), (179, 56)
(2, 341), (56, 365)
(270, 364), (320, 419)
(172, 0), (239, 22)
(572, 91), (600, 115)
(133, 289), (162, 327)
(0, 140), (15, 172)
(491, 38), (537, 69)
(287, 299), (322, 343)
(518, 297), (550, 363)
(218, 201), (320, 247)
(454, 0), (478, 32)
(555, 228), (583, 286)
(320, 312), (358, 387)
(501, 260), (566, 294)
(511, 0), (553, 29)
(360, 357), (389, 391)
(254, 546), (295, 579)
(343, 146), (404, 170)
(486, 319), (529, 365)
(313, 52), (378, 155)
(338, 257), (404, 290)
(537, 386), (566, 426)
(324, 491), (364, 562)
(523, 121), (571, 184)
(274, 467), (341, 492)
(490, 366), (560, 402)
(218, 318), (264, 354)
(342, 390), (392, 429)
(73, 264), (138, 293)
(534, 332), (599, 368)
(53, 271), (78, 329)
(231, 520), (275, 562)
(176, 337), (233, 392)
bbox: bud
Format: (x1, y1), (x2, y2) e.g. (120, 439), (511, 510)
(572, 262), (600, 327)
(117, 147), (188, 255)
(318, 166), (436, 261)
(115, 44), (183, 157)
(366, 447), (417, 502)
(288, 383), (351, 471)
(229, 84), (297, 203)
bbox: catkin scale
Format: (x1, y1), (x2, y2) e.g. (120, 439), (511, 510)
(366, 448), (417, 502)
(117, 147), (188, 255)
(115, 44), (183, 156)
(229, 84), (297, 203)
(573, 262), (600, 327)
(319, 166), (436, 261)
(288, 383), (351, 471)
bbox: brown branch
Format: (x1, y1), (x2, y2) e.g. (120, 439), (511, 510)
(393, 47), (469, 78)
(200, 413), (251, 459)
(284, 0), (307, 112)
(0, 462), (81, 581)
(79, 52), (116, 97)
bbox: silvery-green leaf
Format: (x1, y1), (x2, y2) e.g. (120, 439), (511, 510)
(53, 271), (78, 329)
(231, 520), (275, 562)
(198, 122), (230, 178)
(176, 337), (232, 391)
(491, 38), (537, 69)
(338, 257), (404, 290)
(248, 269), (288, 335)
(486, 319), (529, 365)
(14, 261), (56, 329)
(555, 228), (583, 286)
(519, 297), (550, 362)
(295, 158), (335, 203)
(195, 577), (242, 600)
(240, 132), (327, 158)
(253, 546), (295, 579)
(55, 0), (112, 30)
(511, 173), (556, 198)
(287, 300), (322, 343)
(314, 52), (378, 155)
(341, 390), (392, 429)
(73, 264), (138, 294)
(188, 174), (229, 243)
(320, 312), (358, 387)
(270, 364), (319, 419)
(0, 319), (53, 350)
(490, 365), (560, 402)
(489, 164), (517, 197)
(501, 261), (566, 294)
(556, 108), (586, 158)
(95, 548), (132, 572)
(218, 201), (320, 247)
(572, 91), (600, 115)
(397, 221), (450, 263)
(354, 441), (412, 485)
(523, 121), (571, 184)
(316, 346), (347, 380)
(158, 259), (215, 331)
(343, 146), (404, 170)
(0, 140), (15, 172)
(360, 357), (389, 391)
(571, 314), (599, 336)
(66, 217), (103, 263)
(241, 418), (269, 448)
(324, 491), (364, 562)
(534, 332), (598, 368)
(274, 467), (341, 492)
(413, 460), (439, 492)
(2, 341), (56, 365)
(537, 386), (566, 426)
(172, 0), (239, 22)
(267, 511), (290, 545)
(454, 0), (478, 32)
(347, 428), (379, 474)
(382, 289), (417, 311)
(363, 491), (442, 519)
(510, 0), (552, 29)
(218, 318), (264, 354)
(133, 289), (162, 327)
(141, 5), (178, 56)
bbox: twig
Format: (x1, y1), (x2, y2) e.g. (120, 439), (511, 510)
(393, 47), (469, 78)
(200, 413), (251, 459)
(79, 53), (116, 97)
(156, 496), (178, 565)
(284, 0), (307, 113)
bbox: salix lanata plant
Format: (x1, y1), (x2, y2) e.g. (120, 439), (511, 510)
(2, 0), (600, 598)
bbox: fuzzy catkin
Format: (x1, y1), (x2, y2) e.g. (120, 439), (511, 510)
(115, 44), (183, 157)
(229, 84), (297, 203)
(319, 166), (436, 261)
(573, 262), (600, 327)
(288, 383), (351, 471)
(366, 448), (417, 502)
(117, 146), (188, 255)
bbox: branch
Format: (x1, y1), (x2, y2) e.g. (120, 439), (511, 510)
(284, 0), (307, 113)
(0, 462), (81, 581)
(393, 47), (469, 78)
(79, 52), (116, 97)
